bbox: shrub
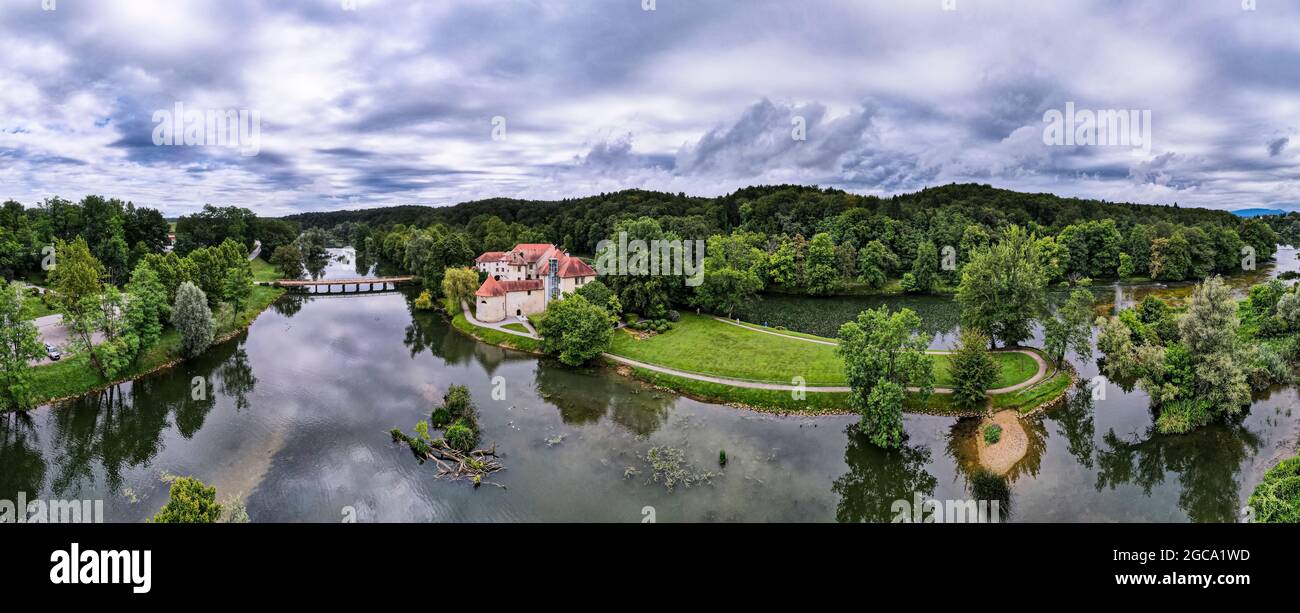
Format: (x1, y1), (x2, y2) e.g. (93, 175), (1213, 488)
(151, 477), (222, 523)
(666, 310), (681, 322)
(1155, 399), (1213, 434)
(1248, 456), (1300, 523)
(982, 424), (1002, 445)
(718, 449), (728, 467)
(430, 407), (451, 428)
(445, 420), (477, 452)
(413, 290), (434, 310)
(625, 313), (640, 323)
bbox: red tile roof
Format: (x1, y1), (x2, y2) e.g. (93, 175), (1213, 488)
(475, 251), (506, 264)
(475, 275), (505, 297)
(513, 243), (557, 264)
(500, 279), (544, 292)
(539, 254), (597, 278)
(475, 276), (543, 297)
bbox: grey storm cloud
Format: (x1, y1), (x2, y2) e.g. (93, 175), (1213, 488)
(1, 0), (1299, 214)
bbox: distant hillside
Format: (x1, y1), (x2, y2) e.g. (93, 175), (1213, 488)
(1232, 208), (1287, 218)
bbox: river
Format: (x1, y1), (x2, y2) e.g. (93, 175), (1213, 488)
(2, 247), (1297, 522)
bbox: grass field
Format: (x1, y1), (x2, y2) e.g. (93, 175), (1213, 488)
(451, 312), (543, 353)
(501, 322), (530, 334)
(250, 257), (281, 282)
(25, 284), (284, 406)
(608, 313), (1036, 388)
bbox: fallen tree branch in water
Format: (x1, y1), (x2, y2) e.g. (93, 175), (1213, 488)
(390, 429), (505, 488)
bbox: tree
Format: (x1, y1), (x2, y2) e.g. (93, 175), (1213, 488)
(441, 266), (479, 306)
(836, 306), (934, 449)
(856, 240), (897, 289)
(1149, 235), (1191, 281)
(1043, 289), (1095, 366)
(124, 264), (169, 356)
(223, 265), (253, 318)
(1117, 252), (1134, 278)
(949, 328), (999, 411)
(694, 232), (765, 317)
(0, 282), (46, 409)
(150, 476), (222, 523)
(536, 294), (612, 366)
(172, 282), (215, 359)
(804, 232), (839, 295)
(48, 237), (110, 375)
(1177, 276), (1250, 418)
(269, 243), (305, 279)
(907, 241), (939, 293)
(955, 227), (1048, 348)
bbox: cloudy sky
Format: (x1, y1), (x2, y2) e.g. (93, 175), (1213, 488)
(2, 0), (1299, 217)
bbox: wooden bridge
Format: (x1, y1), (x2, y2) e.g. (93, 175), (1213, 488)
(266, 276), (418, 294)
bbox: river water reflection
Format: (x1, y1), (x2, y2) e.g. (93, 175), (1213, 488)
(2, 249), (1297, 522)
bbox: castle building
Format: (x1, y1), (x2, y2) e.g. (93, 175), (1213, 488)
(473, 243), (596, 323)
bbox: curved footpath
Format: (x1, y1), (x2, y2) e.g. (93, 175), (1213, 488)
(603, 317), (1049, 395)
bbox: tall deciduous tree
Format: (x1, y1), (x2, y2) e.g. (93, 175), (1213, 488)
(172, 282), (215, 359)
(1043, 288), (1095, 366)
(441, 266), (480, 307)
(836, 306), (934, 449)
(955, 226), (1047, 349)
(0, 282), (46, 409)
(949, 328), (999, 410)
(694, 232), (765, 317)
(536, 294), (612, 366)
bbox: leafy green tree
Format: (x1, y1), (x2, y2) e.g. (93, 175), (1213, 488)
(1149, 235), (1191, 281)
(949, 328), (999, 410)
(0, 282), (46, 409)
(172, 282), (215, 359)
(1177, 276), (1250, 419)
(1238, 218), (1279, 263)
(150, 477), (222, 523)
(441, 266), (480, 306)
(49, 238), (112, 375)
(693, 232), (765, 317)
(139, 251), (197, 303)
(908, 241), (939, 293)
(1117, 252), (1134, 278)
(766, 236), (800, 287)
(804, 232), (839, 295)
(856, 240), (898, 289)
(1043, 289), (1095, 366)
(124, 264), (169, 355)
(269, 243), (305, 279)
(836, 306), (934, 449)
(223, 265), (253, 318)
(536, 294), (612, 366)
(955, 227), (1047, 348)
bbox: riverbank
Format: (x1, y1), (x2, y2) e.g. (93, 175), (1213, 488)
(22, 283), (285, 407)
(449, 300), (1067, 417)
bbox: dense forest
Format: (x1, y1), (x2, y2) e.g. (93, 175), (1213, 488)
(284, 184), (1280, 300)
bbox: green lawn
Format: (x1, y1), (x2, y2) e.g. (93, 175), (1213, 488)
(451, 312), (543, 353)
(501, 322), (530, 334)
(608, 313), (1037, 388)
(250, 257), (281, 283)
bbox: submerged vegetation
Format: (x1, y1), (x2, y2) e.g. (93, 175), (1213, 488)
(1096, 277), (1299, 434)
(391, 385), (503, 486)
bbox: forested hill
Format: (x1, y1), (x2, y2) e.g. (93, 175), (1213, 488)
(282, 183), (1243, 254)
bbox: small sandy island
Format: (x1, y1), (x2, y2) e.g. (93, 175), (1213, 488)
(977, 410), (1029, 475)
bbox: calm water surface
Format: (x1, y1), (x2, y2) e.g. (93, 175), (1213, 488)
(2, 249), (1297, 522)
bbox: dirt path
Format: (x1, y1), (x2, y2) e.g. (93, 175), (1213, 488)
(605, 318), (1051, 395)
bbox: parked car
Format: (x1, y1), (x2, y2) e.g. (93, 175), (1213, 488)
(44, 343), (61, 361)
